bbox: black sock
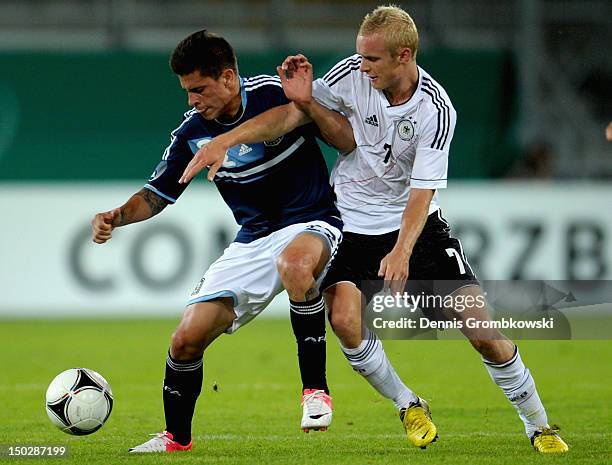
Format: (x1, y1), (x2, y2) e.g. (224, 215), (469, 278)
(289, 295), (329, 394)
(163, 351), (203, 446)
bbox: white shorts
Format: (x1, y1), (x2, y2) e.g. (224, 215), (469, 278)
(187, 220), (342, 333)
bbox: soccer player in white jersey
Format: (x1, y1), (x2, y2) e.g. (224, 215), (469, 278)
(91, 30), (358, 452)
(180, 6), (568, 454)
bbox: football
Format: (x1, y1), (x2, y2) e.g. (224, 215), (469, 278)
(45, 368), (113, 435)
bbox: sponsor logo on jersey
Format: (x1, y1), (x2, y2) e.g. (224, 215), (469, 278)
(263, 136), (283, 146)
(190, 138), (256, 168)
(237, 144), (253, 156)
(189, 137), (264, 170)
(194, 138), (237, 168)
(397, 118), (416, 143)
(365, 114), (379, 127)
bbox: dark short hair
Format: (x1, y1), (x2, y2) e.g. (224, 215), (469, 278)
(170, 29), (238, 79)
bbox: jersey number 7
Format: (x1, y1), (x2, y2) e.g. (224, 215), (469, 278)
(446, 248), (466, 274)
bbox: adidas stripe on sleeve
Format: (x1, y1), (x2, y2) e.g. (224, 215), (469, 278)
(312, 55), (362, 115)
(410, 77), (457, 190)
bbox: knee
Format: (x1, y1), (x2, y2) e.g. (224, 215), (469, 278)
(171, 328), (204, 360)
(276, 253), (314, 295)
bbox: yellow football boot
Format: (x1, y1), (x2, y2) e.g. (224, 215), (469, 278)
(399, 397), (438, 449)
(531, 426), (569, 454)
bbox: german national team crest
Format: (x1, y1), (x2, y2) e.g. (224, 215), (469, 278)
(397, 119), (416, 143)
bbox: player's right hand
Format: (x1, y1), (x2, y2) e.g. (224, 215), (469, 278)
(91, 208), (121, 244)
(378, 247), (410, 295)
(180, 136), (229, 183)
(278, 54), (314, 108)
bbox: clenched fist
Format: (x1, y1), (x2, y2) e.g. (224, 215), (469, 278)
(91, 208), (121, 244)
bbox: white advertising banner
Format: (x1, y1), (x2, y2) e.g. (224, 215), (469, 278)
(1, 183), (241, 317)
(441, 183), (611, 282)
(0, 182), (610, 317)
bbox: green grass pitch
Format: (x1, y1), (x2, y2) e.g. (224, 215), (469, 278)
(1, 317), (610, 464)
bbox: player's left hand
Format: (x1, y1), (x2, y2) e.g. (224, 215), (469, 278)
(378, 248), (410, 295)
(179, 137), (229, 183)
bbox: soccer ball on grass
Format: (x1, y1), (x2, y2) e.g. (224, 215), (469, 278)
(45, 368), (113, 435)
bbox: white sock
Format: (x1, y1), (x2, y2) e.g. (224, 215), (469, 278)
(483, 346), (549, 437)
(341, 328), (417, 410)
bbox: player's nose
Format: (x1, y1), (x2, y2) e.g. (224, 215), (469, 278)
(187, 93), (200, 107)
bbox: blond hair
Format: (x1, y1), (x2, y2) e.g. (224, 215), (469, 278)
(359, 5), (419, 59)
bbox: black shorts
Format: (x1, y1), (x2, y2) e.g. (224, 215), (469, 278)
(321, 209), (479, 305)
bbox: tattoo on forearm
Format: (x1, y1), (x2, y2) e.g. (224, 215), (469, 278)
(137, 188), (168, 217)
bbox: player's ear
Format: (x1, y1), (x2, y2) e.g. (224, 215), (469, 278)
(400, 47), (414, 63)
(397, 47), (413, 63)
(222, 69), (234, 87)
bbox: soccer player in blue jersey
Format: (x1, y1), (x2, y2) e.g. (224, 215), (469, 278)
(91, 30), (356, 452)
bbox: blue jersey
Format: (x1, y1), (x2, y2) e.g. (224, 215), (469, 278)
(145, 75), (342, 243)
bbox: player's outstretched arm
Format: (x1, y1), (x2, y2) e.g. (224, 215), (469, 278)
(179, 102), (310, 184)
(91, 188), (168, 244)
(378, 188), (434, 293)
(279, 54), (356, 154)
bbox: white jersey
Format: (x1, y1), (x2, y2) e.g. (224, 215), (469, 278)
(312, 55), (456, 234)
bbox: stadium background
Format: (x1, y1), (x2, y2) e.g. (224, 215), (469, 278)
(0, 3), (610, 464)
(1, 0), (610, 317)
